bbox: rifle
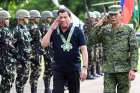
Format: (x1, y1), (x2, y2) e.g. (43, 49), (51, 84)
(83, 0), (93, 29)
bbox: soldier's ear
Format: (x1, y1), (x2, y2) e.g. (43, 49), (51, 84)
(119, 11), (122, 16)
(119, 13), (123, 22)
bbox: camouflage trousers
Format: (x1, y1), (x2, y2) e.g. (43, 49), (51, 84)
(104, 72), (130, 93)
(93, 44), (103, 75)
(29, 62), (42, 93)
(0, 62), (16, 93)
(15, 61), (30, 93)
(87, 48), (94, 76)
(43, 56), (53, 93)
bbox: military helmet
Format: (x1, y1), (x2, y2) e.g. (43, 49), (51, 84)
(16, 9), (30, 19)
(85, 11), (96, 18)
(93, 11), (101, 18)
(29, 10), (41, 19)
(0, 10), (11, 19)
(52, 10), (58, 18)
(41, 11), (53, 19)
(108, 5), (122, 14)
(101, 12), (108, 18)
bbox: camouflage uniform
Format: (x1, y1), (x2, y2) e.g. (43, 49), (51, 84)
(14, 9), (32, 93)
(89, 5), (138, 93)
(95, 43), (103, 76)
(84, 11), (94, 79)
(0, 10), (17, 93)
(40, 10), (54, 93)
(52, 10), (58, 19)
(91, 11), (103, 77)
(29, 10), (43, 93)
(84, 11), (103, 79)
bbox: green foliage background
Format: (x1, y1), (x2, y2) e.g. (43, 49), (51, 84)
(0, 0), (113, 19)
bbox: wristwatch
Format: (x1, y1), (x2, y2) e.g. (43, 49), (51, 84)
(82, 65), (88, 69)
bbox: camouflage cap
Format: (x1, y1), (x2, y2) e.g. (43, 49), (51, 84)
(16, 9), (30, 19)
(29, 10), (41, 19)
(108, 5), (122, 14)
(41, 11), (53, 19)
(0, 10), (11, 19)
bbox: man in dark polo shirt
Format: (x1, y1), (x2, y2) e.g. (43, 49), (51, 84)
(41, 8), (88, 93)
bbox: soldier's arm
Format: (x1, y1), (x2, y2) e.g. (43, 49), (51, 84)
(129, 28), (138, 71)
(6, 30), (18, 58)
(89, 16), (109, 46)
(13, 28), (22, 42)
(88, 26), (103, 47)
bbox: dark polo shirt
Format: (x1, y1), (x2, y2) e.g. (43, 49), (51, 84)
(50, 24), (86, 72)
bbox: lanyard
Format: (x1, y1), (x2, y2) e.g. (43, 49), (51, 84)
(57, 24), (75, 52)
(57, 24), (75, 44)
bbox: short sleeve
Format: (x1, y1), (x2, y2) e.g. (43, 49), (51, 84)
(77, 27), (86, 46)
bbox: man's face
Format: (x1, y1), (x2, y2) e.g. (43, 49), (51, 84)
(24, 17), (29, 24)
(35, 17), (40, 23)
(30, 17), (40, 24)
(109, 12), (121, 25)
(5, 18), (10, 26)
(47, 17), (53, 23)
(58, 12), (71, 28)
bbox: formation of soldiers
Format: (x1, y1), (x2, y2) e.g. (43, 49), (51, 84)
(0, 7), (106, 93)
(0, 4), (138, 93)
(0, 8), (57, 93)
(84, 11), (106, 79)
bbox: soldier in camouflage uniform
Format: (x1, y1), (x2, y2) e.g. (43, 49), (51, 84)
(84, 11), (95, 79)
(84, 11), (103, 79)
(89, 5), (138, 93)
(40, 10), (54, 93)
(13, 9), (32, 93)
(92, 11), (104, 76)
(29, 10), (43, 93)
(52, 10), (58, 19)
(0, 10), (17, 93)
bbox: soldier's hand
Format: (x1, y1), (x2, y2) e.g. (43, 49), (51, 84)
(80, 67), (88, 81)
(94, 18), (104, 27)
(128, 70), (136, 81)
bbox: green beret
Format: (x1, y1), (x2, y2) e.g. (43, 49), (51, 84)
(108, 5), (122, 14)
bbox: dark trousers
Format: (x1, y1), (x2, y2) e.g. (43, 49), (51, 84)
(52, 70), (80, 93)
